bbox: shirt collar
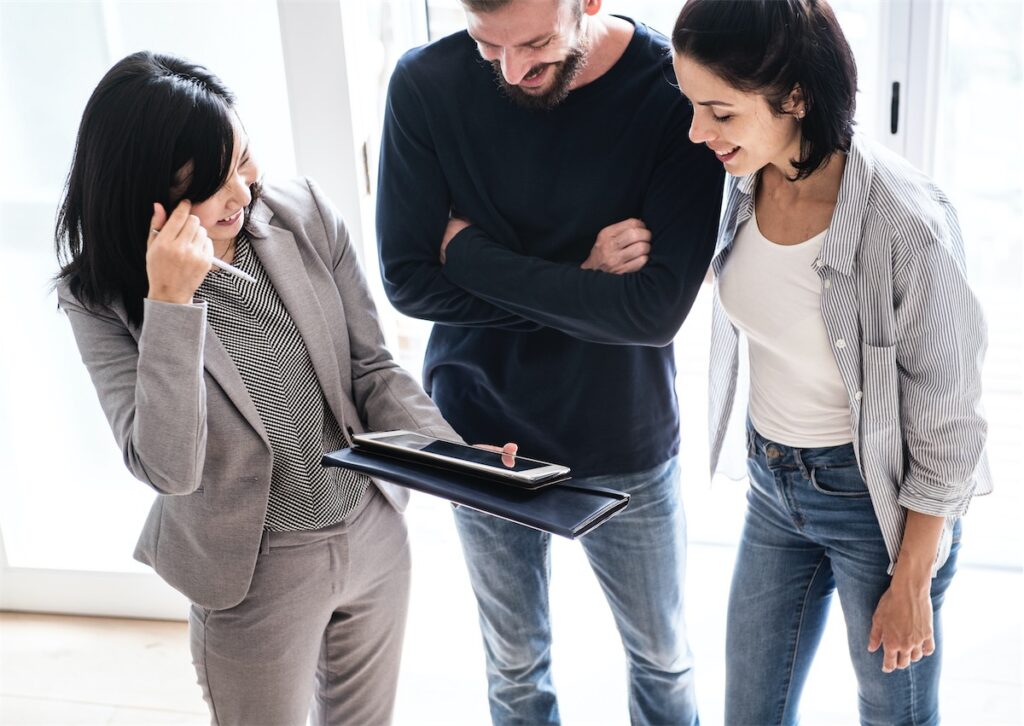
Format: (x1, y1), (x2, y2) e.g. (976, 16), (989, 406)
(819, 134), (874, 277)
(730, 133), (875, 277)
(243, 194), (275, 239)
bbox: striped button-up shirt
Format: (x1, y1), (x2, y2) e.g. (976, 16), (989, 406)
(708, 133), (992, 572)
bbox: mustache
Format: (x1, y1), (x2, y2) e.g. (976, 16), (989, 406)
(490, 60), (552, 80)
(488, 45), (588, 111)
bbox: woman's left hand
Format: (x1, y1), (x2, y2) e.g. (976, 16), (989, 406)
(867, 578), (935, 673)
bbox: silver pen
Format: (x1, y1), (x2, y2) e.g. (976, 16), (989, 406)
(210, 256), (256, 283)
(150, 225), (257, 284)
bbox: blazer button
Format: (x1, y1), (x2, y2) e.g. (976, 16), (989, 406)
(823, 278), (832, 289)
(835, 338), (847, 350)
(855, 390), (863, 401)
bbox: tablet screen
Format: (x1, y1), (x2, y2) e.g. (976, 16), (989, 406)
(366, 432), (553, 473)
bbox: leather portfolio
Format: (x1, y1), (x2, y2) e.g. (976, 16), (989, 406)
(322, 447), (629, 539)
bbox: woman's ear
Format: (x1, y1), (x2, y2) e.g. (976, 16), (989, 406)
(783, 85), (807, 119)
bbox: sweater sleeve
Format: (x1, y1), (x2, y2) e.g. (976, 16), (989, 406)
(441, 102), (725, 346)
(375, 62), (542, 332)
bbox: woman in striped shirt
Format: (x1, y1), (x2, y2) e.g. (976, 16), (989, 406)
(671, 1), (991, 724)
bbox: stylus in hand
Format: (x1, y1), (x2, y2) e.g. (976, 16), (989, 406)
(209, 256), (256, 283)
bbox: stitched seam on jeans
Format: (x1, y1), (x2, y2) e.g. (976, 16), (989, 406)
(909, 655), (919, 726)
(780, 554), (830, 723)
(542, 533), (552, 612)
(808, 467), (870, 498)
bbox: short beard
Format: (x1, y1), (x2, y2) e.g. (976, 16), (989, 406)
(490, 43), (589, 111)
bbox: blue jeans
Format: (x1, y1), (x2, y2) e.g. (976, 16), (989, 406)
(726, 425), (961, 726)
(454, 457), (697, 726)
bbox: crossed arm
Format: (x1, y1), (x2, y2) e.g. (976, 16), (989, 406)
(376, 66), (724, 346)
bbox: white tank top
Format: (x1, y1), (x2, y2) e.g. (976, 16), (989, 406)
(718, 209), (852, 447)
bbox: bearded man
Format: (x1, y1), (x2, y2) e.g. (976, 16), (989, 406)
(376, 1), (723, 723)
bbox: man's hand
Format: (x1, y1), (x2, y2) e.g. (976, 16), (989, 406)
(581, 218), (652, 274)
(475, 442), (519, 468)
(440, 216), (472, 264)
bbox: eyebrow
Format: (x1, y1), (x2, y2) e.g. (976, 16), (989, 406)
(469, 32), (555, 48)
(696, 100), (734, 107)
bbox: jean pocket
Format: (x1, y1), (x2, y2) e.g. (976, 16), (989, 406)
(809, 464), (870, 497)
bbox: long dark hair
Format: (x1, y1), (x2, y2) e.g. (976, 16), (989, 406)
(672, 0), (857, 180)
(55, 51), (253, 326)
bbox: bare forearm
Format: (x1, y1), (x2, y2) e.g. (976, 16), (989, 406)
(892, 509), (946, 586)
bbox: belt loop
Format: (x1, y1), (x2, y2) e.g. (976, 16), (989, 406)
(793, 448), (811, 480)
(746, 426), (757, 458)
(259, 528), (271, 555)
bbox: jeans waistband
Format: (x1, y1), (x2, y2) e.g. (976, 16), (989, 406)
(746, 422), (857, 471)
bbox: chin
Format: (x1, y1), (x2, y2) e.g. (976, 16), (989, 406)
(522, 84), (553, 98)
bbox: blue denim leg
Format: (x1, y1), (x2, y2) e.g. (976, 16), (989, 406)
(455, 457), (696, 726)
(725, 439), (836, 726)
(579, 457), (697, 726)
(454, 505), (558, 726)
(727, 425), (960, 726)
(830, 520), (960, 726)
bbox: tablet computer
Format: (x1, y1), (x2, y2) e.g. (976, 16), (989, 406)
(351, 430), (570, 487)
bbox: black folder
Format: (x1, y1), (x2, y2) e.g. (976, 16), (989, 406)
(322, 448), (630, 539)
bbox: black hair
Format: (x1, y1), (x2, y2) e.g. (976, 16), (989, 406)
(55, 51), (257, 326)
(672, 0), (857, 180)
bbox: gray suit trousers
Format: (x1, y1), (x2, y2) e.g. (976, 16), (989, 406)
(189, 487), (410, 725)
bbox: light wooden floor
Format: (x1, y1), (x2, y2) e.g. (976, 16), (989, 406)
(1, 525), (1020, 726)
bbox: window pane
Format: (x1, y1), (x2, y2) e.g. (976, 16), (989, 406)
(0, 0), (296, 572)
(931, 0), (1022, 567)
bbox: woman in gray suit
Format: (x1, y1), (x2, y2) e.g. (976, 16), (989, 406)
(54, 51), (505, 725)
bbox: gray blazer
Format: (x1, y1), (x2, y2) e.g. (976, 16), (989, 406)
(58, 177), (458, 609)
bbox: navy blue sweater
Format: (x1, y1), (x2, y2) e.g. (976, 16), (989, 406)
(376, 20), (724, 477)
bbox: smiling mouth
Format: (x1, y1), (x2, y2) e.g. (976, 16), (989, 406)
(218, 210), (242, 224)
(711, 145), (740, 158)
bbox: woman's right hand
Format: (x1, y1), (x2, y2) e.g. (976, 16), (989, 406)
(145, 200), (214, 305)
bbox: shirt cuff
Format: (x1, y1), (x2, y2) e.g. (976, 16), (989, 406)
(897, 476), (976, 518)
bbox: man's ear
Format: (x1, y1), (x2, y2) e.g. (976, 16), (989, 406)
(583, 0), (602, 18)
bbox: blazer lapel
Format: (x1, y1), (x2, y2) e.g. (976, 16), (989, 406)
(247, 224), (347, 432)
(123, 296), (272, 449)
(201, 325), (272, 448)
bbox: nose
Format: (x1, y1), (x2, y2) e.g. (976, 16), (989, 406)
(688, 110), (715, 145)
(500, 48), (534, 86)
(228, 170), (252, 207)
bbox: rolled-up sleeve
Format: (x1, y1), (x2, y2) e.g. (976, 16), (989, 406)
(894, 226), (988, 517)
